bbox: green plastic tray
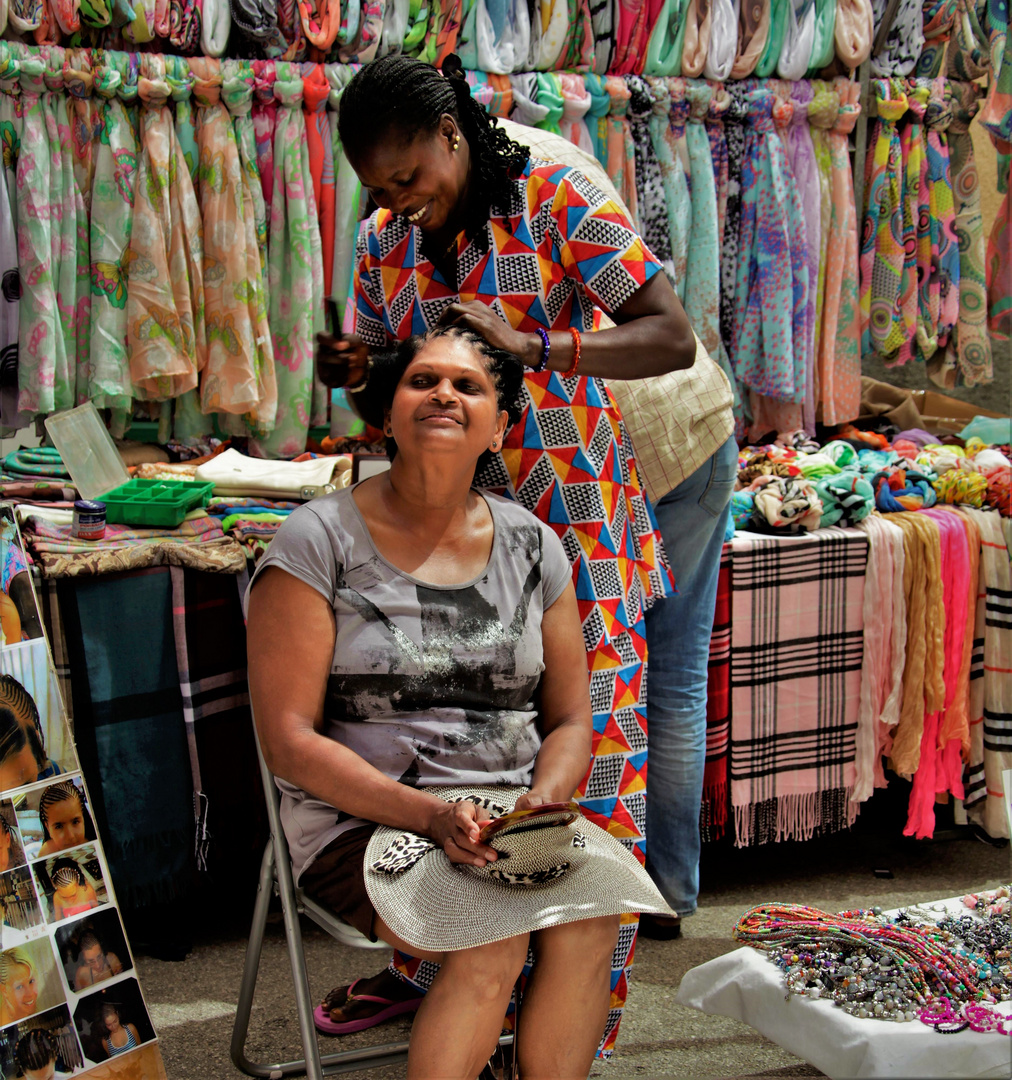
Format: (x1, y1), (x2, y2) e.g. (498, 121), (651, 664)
(100, 479), (216, 528)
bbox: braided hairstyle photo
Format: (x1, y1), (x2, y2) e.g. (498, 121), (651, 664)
(337, 53), (529, 244)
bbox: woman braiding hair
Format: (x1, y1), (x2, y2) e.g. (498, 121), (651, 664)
(314, 52), (696, 1062)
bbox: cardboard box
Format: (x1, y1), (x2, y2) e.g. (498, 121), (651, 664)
(909, 390), (1007, 435)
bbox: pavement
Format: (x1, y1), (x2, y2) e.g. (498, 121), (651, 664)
(138, 815), (1010, 1080)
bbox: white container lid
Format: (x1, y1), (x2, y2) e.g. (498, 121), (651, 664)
(44, 403), (130, 502)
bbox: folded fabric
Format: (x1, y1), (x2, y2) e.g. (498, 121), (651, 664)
(194, 447), (352, 498)
(21, 511), (246, 576)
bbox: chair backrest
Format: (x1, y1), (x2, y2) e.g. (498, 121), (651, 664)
(250, 712), (387, 950)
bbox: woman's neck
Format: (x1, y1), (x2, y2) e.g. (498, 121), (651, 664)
(378, 459), (478, 524)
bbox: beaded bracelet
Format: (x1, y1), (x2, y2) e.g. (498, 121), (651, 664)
(563, 327), (582, 378)
(346, 359), (373, 394)
(533, 328), (550, 373)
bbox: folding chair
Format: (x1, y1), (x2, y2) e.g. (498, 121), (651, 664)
(230, 722), (409, 1079)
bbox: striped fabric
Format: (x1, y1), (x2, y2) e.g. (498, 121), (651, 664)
(729, 528), (868, 846)
(700, 545), (731, 841)
(959, 507), (1012, 839)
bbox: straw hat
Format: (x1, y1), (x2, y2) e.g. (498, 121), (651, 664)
(364, 785), (676, 952)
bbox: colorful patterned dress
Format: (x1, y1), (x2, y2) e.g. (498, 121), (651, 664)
(353, 157), (673, 1055)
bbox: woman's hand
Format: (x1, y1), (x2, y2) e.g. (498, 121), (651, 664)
(426, 799), (500, 868)
(512, 791), (559, 811)
(438, 301), (540, 367)
(316, 330), (370, 389)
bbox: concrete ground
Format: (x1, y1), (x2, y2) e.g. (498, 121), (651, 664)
(138, 817), (1010, 1080)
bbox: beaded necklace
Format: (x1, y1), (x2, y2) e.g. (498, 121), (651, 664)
(735, 897), (1012, 1035)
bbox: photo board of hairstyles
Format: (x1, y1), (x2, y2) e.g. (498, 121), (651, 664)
(0, 506), (168, 1076)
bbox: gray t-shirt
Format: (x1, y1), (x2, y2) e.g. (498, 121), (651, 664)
(247, 485), (573, 881)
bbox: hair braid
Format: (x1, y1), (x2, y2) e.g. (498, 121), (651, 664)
(338, 54), (529, 236)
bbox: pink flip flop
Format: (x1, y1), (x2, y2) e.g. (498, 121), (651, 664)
(313, 978), (422, 1036)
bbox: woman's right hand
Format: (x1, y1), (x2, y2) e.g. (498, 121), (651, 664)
(426, 799), (500, 868)
(316, 330), (370, 389)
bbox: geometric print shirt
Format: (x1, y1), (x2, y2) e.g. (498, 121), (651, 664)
(353, 159), (674, 652)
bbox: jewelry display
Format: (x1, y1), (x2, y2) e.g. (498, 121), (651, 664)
(734, 890), (1012, 1036)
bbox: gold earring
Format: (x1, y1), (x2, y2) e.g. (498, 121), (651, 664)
(452, 135), (460, 152)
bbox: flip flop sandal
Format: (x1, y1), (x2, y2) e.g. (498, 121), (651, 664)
(313, 978), (422, 1036)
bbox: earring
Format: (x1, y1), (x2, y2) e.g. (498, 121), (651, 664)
(491, 439), (500, 451)
(452, 134), (460, 152)
(384, 425), (393, 437)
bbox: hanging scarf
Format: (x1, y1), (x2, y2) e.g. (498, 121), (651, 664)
(627, 75), (672, 279)
(190, 57), (267, 424)
(252, 59), (278, 228)
(231, 0), (280, 44)
(255, 62), (326, 458)
(340, 0), (384, 61)
(0, 45), (23, 434)
(302, 63), (335, 299)
(644, 0), (685, 76)
(79, 0), (113, 27)
(808, 82), (839, 406)
(380, 0), (409, 55)
(534, 71), (563, 134)
(486, 72), (512, 115)
(718, 81), (746, 386)
(680, 0), (714, 75)
(707, 84), (730, 250)
(127, 54), (206, 403)
(169, 0), (201, 50)
(508, 72), (548, 127)
(558, 0), (595, 70)
(203, 0), (233, 53)
(754, 0), (788, 77)
(51, 0), (79, 33)
(644, 77), (684, 288)
(682, 80), (724, 376)
(8, 0), (42, 31)
(530, 0), (568, 68)
(871, 0), (924, 74)
(38, 49), (80, 410)
(917, 0), (959, 75)
(834, 0), (873, 67)
(591, 0), (615, 73)
(731, 0), (771, 77)
(859, 78), (906, 360)
(63, 48), (96, 404)
(612, 0), (653, 74)
(920, 76), (960, 360)
(778, 0), (816, 79)
(604, 75), (637, 225)
(853, 513), (908, 803)
(946, 0), (991, 80)
(86, 53), (135, 416)
(87, 50), (137, 423)
(886, 512), (946, 778)
(560, 72), (595, 154)
(732, 87), (809, 412)
(167, 53), (198, 188)
(898, 82), (930, 365)
(705, 0), (738, 78)
(224, 60), (268, 294)
(296, 0), (341, 49)
(475, 0), (530, 73)
(979, 0), (1011, 341)
(819, 77), (861, 425)
(807, 0), (836, 72)
(935, 79), (991, 388)
(124, 0), (156, 41)
(416, 0), (462, 65)
(325, 62), (360, 329)
(583, 72), (611, 168)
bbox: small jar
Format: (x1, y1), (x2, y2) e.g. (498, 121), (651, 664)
(72, 500), (106, 541)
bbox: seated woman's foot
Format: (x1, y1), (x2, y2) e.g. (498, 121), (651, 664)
(638, 914), (682, 940)
(314, 969), (423, 1036)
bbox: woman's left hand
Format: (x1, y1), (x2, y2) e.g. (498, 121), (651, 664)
(438, 301), (538, 366)
(513, 791), (560, 812)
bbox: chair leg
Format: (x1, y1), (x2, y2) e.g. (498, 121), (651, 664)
(231, 839), (411, 1078)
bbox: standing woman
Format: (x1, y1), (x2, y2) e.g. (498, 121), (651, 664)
(316, 53), (696, 1052)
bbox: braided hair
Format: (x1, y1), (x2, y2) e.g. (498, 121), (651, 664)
(357, 326), (525, 477)
(14, 1029), (56, 1071)
(38, 782), (93, 846)
(0, 674), (46, 777)
(337, 54), (529, 244)
(50, 857), (84, 889)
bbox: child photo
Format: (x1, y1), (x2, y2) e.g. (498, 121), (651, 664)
(0, 1002), (84, 1078)
(0, 506), (43, 646)
(33, 848), (108, 926)
(15, 780), (96, 861)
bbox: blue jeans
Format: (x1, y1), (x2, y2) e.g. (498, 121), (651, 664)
(644, 435), (737, 914)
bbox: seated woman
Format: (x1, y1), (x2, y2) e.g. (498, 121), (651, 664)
(246, 327), (673, 1080)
